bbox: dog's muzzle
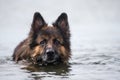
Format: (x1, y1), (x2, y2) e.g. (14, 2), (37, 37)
(36, 48), (61, 65)
(44, 48), (55, 63)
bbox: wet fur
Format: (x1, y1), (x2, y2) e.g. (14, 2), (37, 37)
(13, 12), (71, 64)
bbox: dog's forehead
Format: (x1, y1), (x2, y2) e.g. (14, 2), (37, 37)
(43, 25), (56, 30)
(41, 26), (57, 33)
(38, 26), (62, 38)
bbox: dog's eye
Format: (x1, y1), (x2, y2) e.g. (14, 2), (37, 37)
(54, 39), (61, 45)
(40, 39), (46, 46)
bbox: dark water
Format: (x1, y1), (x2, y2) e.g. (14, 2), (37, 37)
(0, 0), (120, 80)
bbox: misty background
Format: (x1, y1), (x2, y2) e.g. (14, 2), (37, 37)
(0, 0), (119, 57)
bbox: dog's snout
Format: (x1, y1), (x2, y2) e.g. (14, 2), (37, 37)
(47, 51), (55, 56)
(46, 48), (55, 56)
(45, 48), (55, 61)
(46, 48), (54, 53)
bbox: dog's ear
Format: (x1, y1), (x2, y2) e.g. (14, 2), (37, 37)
(53, 13), (70, 38)
(31, 12), (46, 33)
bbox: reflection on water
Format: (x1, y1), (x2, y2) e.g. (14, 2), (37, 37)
(22, 64), (70, 74)
(22, 64), (70, 80)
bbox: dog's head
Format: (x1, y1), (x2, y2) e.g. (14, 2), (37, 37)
(29, 12), (71, 65)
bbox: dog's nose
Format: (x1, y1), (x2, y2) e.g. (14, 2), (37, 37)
(46, 49), (55, 56)
(46, 48), (55, 61)
(47, 51), (55, 56)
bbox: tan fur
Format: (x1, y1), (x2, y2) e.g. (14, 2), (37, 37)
(31, 46), (44, 57)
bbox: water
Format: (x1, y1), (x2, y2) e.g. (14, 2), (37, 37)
(0, 0), (120, 80)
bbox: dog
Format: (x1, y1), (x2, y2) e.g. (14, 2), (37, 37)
(12, 12), (71, 65)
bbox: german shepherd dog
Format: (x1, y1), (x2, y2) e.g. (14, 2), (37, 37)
(12, 12), (71, 65)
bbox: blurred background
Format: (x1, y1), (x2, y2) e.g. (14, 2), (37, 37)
(0, 0), (120, 56)
(0, 0), (120, 80)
